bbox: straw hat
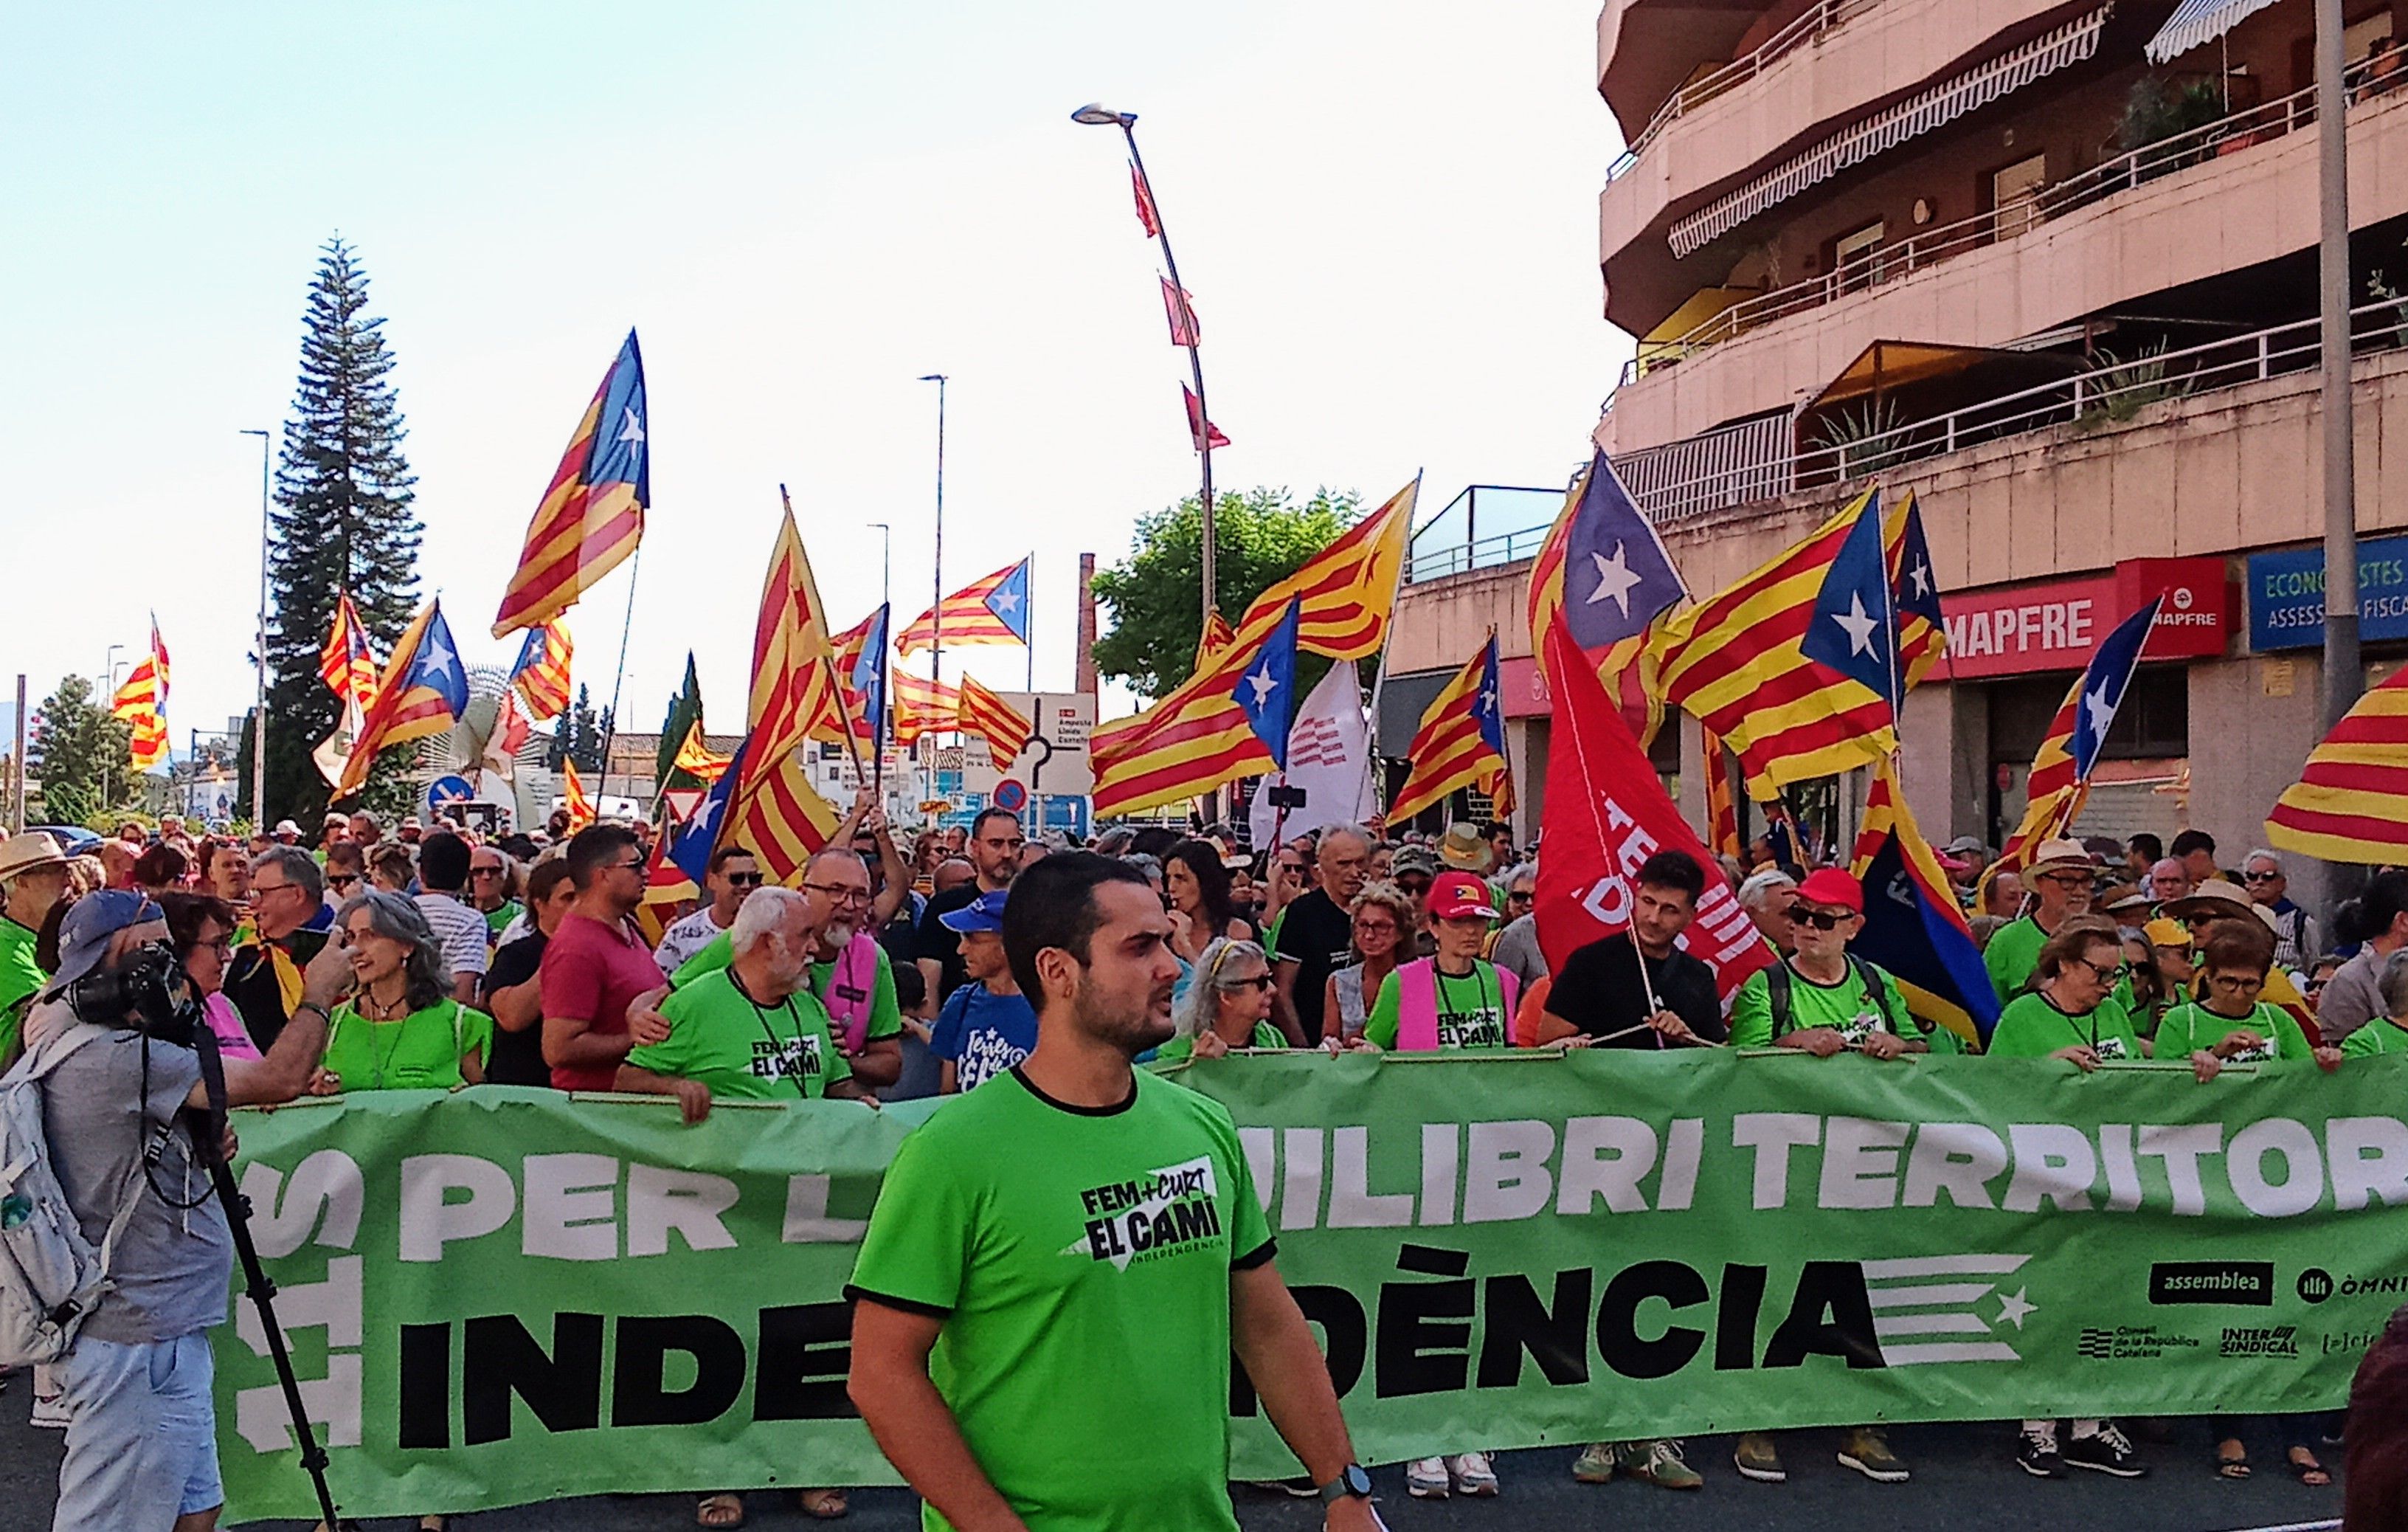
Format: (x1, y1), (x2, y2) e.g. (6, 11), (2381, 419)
(0, 832), (66, 883)
(2026, 838), (2091, 876)
(1438, 823), (1493, 872)
(2165, 878), (2281, 934)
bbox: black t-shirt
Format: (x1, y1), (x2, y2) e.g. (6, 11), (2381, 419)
(915, 885), (982, 1001)
(225, 927), (331, 1052)
(1544, 932), (1727, 1049)
(1274, 889), (1355, 1038)
(480, 932), (553, 1088)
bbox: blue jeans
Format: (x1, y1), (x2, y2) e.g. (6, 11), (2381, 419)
(52, 1331), (223, 1529)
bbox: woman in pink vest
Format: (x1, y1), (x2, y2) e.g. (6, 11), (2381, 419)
(1363, 871), (1519, 1054)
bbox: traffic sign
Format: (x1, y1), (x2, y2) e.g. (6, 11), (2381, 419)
(992, 779), (1028, 813)
(661, 787), (706, 824)
(429, 775), (474, 807)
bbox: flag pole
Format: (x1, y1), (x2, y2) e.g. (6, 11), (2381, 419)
(1356, 469), (1425, 825)
(1025, 551), (1037, 694)
(595, 543), (645, 809)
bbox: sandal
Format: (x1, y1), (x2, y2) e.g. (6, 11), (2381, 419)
(2215, 1440), (2251, 1480)
(2288, 1449), (2331, 1487)
(798, 1487), (851, 1519)
(696, 1492), (747, 1528)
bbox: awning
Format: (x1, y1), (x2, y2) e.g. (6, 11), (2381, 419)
(1807, 341), (2016, 410)
(1798, 339), (2088, 423)
(2145, 0), (2286, 62)
(1670, 4), (2113, 257)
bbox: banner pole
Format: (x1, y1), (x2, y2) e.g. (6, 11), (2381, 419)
(596, 544), (645, 809)
(1356, 469), (1424, 829)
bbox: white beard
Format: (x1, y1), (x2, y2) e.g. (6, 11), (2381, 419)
(821, 922), (857, 953)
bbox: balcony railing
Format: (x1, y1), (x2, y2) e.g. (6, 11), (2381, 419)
(1620, 299), (2408, 524)
(1605, 0), (1887, 184)
(1620, 37), (2408, 385)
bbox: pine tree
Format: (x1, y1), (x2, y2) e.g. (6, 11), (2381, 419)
(30, 674), (134, 827)
(260, 237), (422, 827)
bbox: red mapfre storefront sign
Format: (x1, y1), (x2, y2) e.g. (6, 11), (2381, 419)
(1498, 653), (1551, 718)
(1939, 557), (2230, 679)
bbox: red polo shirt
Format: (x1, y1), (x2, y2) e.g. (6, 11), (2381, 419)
(539, 911), (665, 1091)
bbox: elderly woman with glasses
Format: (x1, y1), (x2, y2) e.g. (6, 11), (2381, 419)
(311, 891), (491, 1093)
(1157, 939), (1286, 1063)
(1987, 918), (2142, 1069)
(1325, 882), (1416, 1045)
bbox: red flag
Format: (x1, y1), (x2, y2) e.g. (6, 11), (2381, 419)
(1181, 384), (1228, 452)
(1535, 613), (1773, 1003)
(1132, 164), (1160, 237)
(1160, 278), (1200, 347)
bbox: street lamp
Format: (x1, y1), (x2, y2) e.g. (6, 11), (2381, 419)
(916, 376), (947, 697)
(100, 645), (124, 812)
(1072, 102), (1219, 627)
(241, 428), (273, 826)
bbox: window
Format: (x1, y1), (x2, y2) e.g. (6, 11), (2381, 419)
(1834, 221), (1885, 293)
(1991, 154), (2047, 239)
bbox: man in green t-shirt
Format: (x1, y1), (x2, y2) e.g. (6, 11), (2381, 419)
(846, 852), (1382, 1531)
(1984, 838), (2094, 1002)
(0, 833), (72, 1060)
(618, 886), (875, 1122)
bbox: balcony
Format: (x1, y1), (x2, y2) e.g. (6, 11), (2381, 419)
(1404, 484), (1566, 584)
(1605, 38), (2408, 452)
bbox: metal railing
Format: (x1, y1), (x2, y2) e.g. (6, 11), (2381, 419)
(1621, 38), (2408, 384)
(1405, 523), (1557, 584)
(1606, 0), (1886, 183)
(1629, 299), (2408, 522)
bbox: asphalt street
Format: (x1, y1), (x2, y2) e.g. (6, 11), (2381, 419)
(0, 1393), (2349, 1532)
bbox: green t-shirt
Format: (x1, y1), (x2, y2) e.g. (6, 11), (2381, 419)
(2155, 1000), (2311, 1063)
(1153, 1020), (1286, 1065)
(2343, 1016), (2408, 1057)
(1987, 991), (2143, 1061)
(1728, 958), (1913, 1049)
(322, 998), (493, 1091)
(1983, 915), (2051, 1002)
(1364, 961), (1510, 1050)
(482, 900), (522, 940)
(671, 932), (904, 1047)
(847, 1068), (1273, 1532)
(625, 968), (851, 1103)
(0, 916), (46, 1059)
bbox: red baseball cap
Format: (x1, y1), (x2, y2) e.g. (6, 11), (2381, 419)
(1428, 870), (1499, 922)
(1793, 867), (1865, 914)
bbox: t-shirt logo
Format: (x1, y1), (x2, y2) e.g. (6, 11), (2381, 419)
(957, 1028), (1030, 1092)
(2094, 1035), (2131, 1061)
(1067, 1154), (1224, 1272)
(751, 1032), (824, 1083)
(1838, 1011), (1879, 1046)
(2226, 1035), (2277, 1064)
(1436, 1007), (1505, 1049)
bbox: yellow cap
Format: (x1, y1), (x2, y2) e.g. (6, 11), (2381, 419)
(2144, 917), (2191, 948)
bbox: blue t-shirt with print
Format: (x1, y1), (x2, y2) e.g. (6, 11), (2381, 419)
(930, 983), (1040, 1091)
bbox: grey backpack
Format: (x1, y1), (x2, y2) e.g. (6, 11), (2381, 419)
(0, 1023), (149, 1365)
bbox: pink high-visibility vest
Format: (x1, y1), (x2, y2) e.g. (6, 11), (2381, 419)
(817, 933), (883, 1055)
(1394, 957), (1519, 1052)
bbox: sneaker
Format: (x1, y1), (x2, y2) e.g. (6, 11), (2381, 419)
(1450, 1453), (1499, 1497)
(1571, 1442), (1618, 1484)
(2063, 1423), (2147, 1478)
(1625, 1438), (1704, 1491)
(1733, 1432), (1787, 1483)
(1838, 1426), (1910, 1483)
(1407, 1457), (1450, 1499)
(2016, 1428), (2063, 1478)
(1253, 1477), (1320, 1498)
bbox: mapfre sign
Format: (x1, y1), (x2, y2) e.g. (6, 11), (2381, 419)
(1939, 557), (2230, 679)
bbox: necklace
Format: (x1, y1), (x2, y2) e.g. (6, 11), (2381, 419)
(359, 981), (411, 1021)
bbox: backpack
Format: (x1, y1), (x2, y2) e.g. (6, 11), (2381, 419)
(0, 1022), (151, 1366)
(1765, 956), (1905, 1038)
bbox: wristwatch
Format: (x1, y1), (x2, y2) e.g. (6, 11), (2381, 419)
(1318, 1463), (1373, 1502)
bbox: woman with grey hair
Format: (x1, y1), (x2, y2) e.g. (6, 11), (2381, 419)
(2339, 948), (2408, 1059)
(312, 889), (492, 1091)
(1158, 939), (1285, 1063)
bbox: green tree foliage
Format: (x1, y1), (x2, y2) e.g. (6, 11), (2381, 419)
(30, 675), (133, 825)
(263, 237), (423, 826)
(1090, 487), (1360, 700)
(547, 685), (611, 773)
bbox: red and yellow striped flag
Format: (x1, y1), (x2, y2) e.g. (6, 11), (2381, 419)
(1388, 635), (1512, 824)
(956, 676), (1034, 773)
(891, 672), (961, 747)
(720, 493), (843, 882)
(493, 331), (648, 639)
(509, 620), (574, 722)
(560, 759), (596, 833)
(896, 559), (1031, 656)
(1703, 725), (1741, 860)
(670, 717), (733, 785)
(336, 601), (470, 798)
(2265, 665), (2408, 863)
(1090, 478), (1416, 817)
(316, 594), (381, 714)
(1194, 610), (1236, 669)
(110, 617), (170, 770)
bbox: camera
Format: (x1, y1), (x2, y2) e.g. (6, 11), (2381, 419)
(65, 942), (202, 1049)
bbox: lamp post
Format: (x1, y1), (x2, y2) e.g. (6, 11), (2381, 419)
(100, 644), (124, 812)
(916, 376), (947, 700)
(2315, 0), (2360, 736)
(241, 428), (273, 826)
(1073, 103), (1218, 627)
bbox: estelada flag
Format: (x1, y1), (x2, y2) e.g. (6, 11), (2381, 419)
(1194, 610), (1236, 668)
(2266, 663), (2408, 863)
(509, 620), (574, 723)
(1702, 725), (1740, 860)
(337, 600), (469, 798)
(493, 330), (648, 639)
(317, 593), (381, 714)
(895, 560), (1029, 657)
(1389, 633), (1511, 824)
(1850, 761), (2000, 1049)
(1525, 452), (1686, 746)
(1533, 612), (1773, 1002)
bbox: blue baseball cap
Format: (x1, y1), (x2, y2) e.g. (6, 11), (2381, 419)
(938, 888), (1009, 934)
(47, 890), (167, 993)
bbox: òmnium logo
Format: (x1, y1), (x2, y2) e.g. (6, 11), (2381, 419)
(2299, 1268), (2333, 1303)
(2073, 1324), (2199, 1361)
(2149, 1260), (2273, 1306)
(2219, 1325), (2300, 1358)
(2295, 1267), (2408, 1305)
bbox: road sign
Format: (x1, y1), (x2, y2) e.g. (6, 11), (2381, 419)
(661, 787), (705, 824)
(992, 779), (1028, 813)
(429, 775), (474, 807)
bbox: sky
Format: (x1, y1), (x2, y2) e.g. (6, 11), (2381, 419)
(0, 1), (1632, 760)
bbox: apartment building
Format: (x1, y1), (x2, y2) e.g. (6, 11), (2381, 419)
(1387, 0), (2408, 891)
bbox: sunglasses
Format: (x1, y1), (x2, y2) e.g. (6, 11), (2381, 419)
(1398, 877), (1432, 894)
(724, 872), (765, 888)
(471, 866), (507, 879)
(1791, 908), (1852, 931)
(1506, 890), (1535, 904)
(328, 874), (361, 891)
(1216, 974), (1276, 993)
(2241, 871), (2281, 883)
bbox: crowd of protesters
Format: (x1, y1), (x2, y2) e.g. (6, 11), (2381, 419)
(12, 796), (2407, 1523)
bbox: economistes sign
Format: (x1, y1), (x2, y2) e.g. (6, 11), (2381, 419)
(2246, 535), (2408, 652)
(1937, 557), (2231, 680)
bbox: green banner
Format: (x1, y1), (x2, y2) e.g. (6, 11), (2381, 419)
(211, 1055), (2408, 1522)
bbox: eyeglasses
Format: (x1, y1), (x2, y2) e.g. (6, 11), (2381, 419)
(327, 874), (361, 891)
(1506, 890), (1535, 905)
(1791, 908), (1852, 931)
(2074, 956), (2126, 984)
(471, 866), (507, 879)
(724, 872), (764, 888)
(608, 856), (646, 872)
(1216, 974), (1276, 993)
(2241, 871), (2281, 883)
(800, 881), (870, 905)
(2039, 873), (2092, 889)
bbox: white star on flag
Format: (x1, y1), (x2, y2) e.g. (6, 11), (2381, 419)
(1831, 593), (1881, 657)
(423, 627), (457, 677)
(2083, 680), (2118, 736)
(1478, 686), (1498, 715)
(617, 405), (646, 448)
(1585, 542), (1644, 618)
(991, 587), (1021, 614)
(1909, 559), (1931, 599)
(1246, 665), (1279, 705)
